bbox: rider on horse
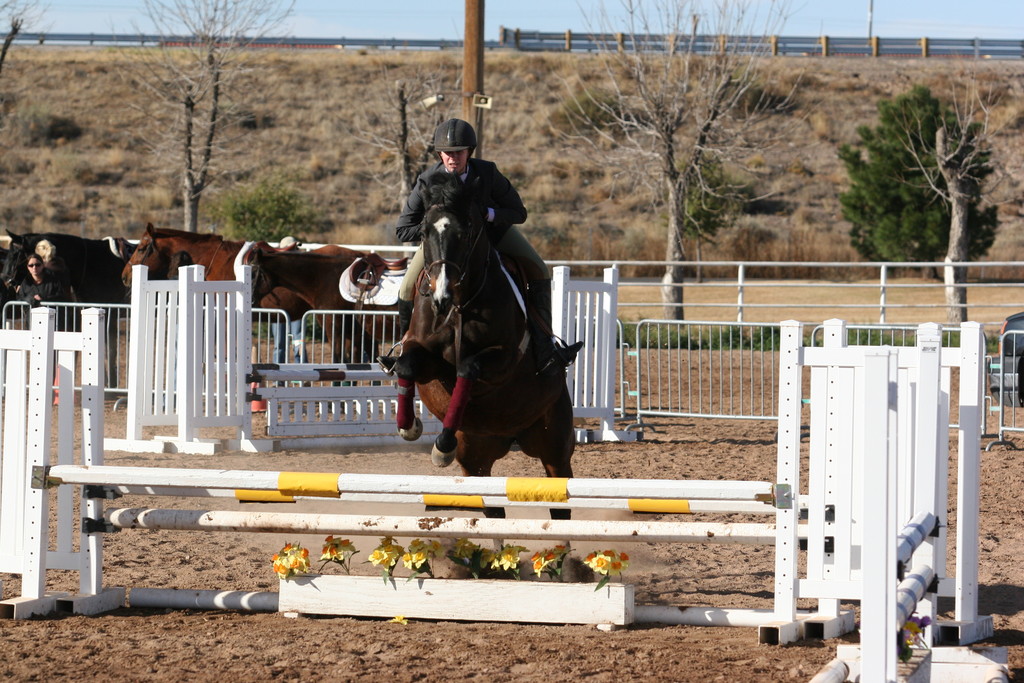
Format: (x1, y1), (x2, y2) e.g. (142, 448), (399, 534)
(393, 118), (582, 375)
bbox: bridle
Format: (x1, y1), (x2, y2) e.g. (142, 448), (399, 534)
(417, 205), (491, 325)
(416, 204), (494, 368)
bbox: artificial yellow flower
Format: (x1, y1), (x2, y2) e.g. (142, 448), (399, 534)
(531, 545), (570, 579)
(321, 536), (357, 561)
(367, 537), (405, 582)
(451, 538), (481, 559)
(585, 549), (629, 590)
(490, 545), (527, 573)
(389, 616), (408, 625)
(271, 542), (311, 580)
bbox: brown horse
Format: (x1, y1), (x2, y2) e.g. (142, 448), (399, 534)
(248, 249), (401, 363)
(123, 224), (315, 319)
(378, 172), (574, 519)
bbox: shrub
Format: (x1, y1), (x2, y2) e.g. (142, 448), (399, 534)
(550, 87), (621, 133)
(210, 174), (320, 242)
(8, 106), (82, 146)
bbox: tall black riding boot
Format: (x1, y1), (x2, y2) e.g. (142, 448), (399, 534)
(527, 279), (584, 375)
(397, 298), (414, 339)
(378, 298), (415, 374)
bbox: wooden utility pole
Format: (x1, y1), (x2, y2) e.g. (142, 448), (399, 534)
(463, 0), (485, 156)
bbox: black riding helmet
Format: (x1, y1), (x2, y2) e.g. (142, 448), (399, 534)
(433, 118), (477, 153)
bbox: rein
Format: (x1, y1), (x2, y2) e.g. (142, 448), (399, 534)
(207, 239), (226, 276)
(418, 211), (531, 374)
(417, 210), (495, 370)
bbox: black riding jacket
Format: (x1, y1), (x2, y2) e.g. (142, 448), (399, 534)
(394, 159), (527, 245)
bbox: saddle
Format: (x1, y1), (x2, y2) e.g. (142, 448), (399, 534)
(339, 253), (409, 306)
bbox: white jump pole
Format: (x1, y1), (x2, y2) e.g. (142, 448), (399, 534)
(100, 485), (781, 515)
(47, 465), (785, 506)
(105, 508), (785, 545)
(635, 605), (818, 627)
(129, 588), (278, 612)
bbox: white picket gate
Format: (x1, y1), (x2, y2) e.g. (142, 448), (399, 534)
(553, 265), (636, 442)
(108, 265), (257, 454)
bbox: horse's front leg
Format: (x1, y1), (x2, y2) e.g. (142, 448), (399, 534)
(390, 342), (446, 442)
(430, 346), (515, 467)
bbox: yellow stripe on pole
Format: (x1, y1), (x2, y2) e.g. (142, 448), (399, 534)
(235, 489), (295, 503)
(423, 494), (486, 509)
(505, 478), (569, 503)
(277, 472), (341, 498)
(628, 499), (692, 514)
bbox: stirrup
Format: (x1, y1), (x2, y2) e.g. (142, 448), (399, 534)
(536, 340), (584, 376)
(555, 340), (584, 367)
(376, 342), (403, 375)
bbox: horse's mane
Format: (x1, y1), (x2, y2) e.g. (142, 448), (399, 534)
(424, 171), (474, 216)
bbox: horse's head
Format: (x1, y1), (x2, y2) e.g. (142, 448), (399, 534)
(419, 172), (489, 318)
(2, 231), (32, 287)
(122, 224), (165, 286)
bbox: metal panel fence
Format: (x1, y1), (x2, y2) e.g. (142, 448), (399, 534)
(628, 320), (781, 422)
(989, 329), (1024, 447)
(7, 295), (1016, 446)
(625, 319), (999, 437)
(298, 310), (402, 366)
(1, 301), (131, 399)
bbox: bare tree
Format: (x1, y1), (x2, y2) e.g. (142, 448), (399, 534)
(563, 0), (790, 319)
(351, 67), (453, 211)
(0, 0), (41, 80)
(127, 0), (293, 232)
(888, 75), (1001, 324)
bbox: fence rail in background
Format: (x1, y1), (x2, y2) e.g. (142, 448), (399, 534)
(13, 30), (1024, 59)
(624, 319), (1001, 441)
(499, 28), (1024, 59)
(552, 260), (1024, 327)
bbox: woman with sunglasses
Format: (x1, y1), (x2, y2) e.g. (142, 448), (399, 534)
(16, 255), (69, 307)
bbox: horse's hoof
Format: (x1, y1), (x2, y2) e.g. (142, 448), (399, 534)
(431, 445), (456, 467)
(399, 417), (423, 441)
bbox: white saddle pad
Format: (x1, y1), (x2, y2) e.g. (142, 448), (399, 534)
(338, 261), (405, 306)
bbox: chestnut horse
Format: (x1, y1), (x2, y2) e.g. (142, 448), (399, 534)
(248, 249), (400, 362)
(122, 224), (312, 319)
(378, 172), (574, 519)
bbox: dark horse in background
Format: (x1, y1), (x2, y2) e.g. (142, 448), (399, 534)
(123, 224), (398, 363)
(379, 172), (574, 519)
(3, 231), (133, 305)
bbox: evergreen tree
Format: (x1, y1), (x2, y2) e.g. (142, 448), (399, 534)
(838, 85), (997, 263)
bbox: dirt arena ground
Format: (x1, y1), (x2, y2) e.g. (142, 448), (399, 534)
(3, 412), (1023, 682)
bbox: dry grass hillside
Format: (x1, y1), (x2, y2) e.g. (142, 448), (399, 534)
(0, 47), (1022, 273)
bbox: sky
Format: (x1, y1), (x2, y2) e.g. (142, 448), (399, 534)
(34, 1), (1024, 41)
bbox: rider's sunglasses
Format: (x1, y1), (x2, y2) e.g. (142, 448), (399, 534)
(27, 262), (42, 268)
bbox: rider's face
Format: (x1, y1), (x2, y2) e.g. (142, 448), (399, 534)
(439, 149), (470, 175)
